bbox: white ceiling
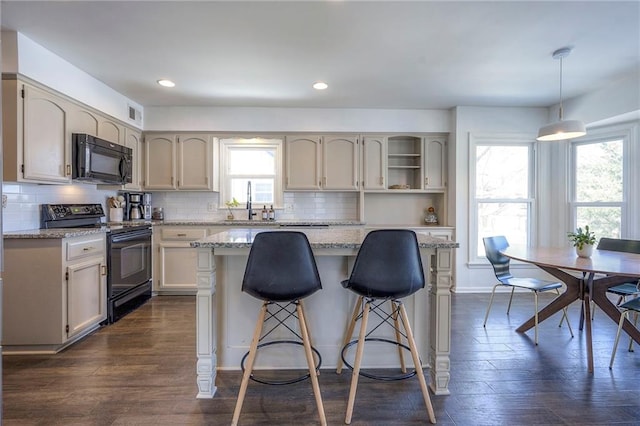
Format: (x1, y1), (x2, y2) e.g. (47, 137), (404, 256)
(2, 1), (639, 110)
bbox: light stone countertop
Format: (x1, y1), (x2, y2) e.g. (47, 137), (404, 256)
(191, 228), (459, 249)
(2, 227), (108, 239)
(156, 219), (365, 227)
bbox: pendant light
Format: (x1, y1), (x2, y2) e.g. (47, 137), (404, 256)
(537, 47), (586, 141)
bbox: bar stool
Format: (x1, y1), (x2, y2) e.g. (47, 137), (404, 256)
(336, 229), (436, 425)
(231, 231), (326, 426)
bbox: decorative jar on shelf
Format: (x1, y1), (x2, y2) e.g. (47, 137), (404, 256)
(424, 207), (438, 226)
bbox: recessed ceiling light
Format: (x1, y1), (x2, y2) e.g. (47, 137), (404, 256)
(157, 79), (175, 88)
(313, 81), (328, 90)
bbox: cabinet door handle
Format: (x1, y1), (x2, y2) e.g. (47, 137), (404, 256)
(101, 265), (107, 276)
(66, 165), (71, 176)
(83, 246), (94, 251)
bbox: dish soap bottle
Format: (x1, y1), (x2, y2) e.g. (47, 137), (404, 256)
(261, 205), (268, 221)
(268, 205), (275, 221)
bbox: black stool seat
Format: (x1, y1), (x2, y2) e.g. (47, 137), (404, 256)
(341, 229), (425, 299)
(242, 231), (322, 302)
(232, 231), (326, 426)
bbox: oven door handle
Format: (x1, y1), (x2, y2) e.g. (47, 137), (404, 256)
(110, 228), (152, 242)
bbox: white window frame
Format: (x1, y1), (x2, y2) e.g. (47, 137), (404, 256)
(568, 124), (632, 238)
(469, 133), (537, 264)
(219, 137), (284, 209)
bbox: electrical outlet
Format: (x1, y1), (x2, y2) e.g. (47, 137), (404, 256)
(207, 202), (216, 212)
(2, 194), (7, 208)
(284, 203), (294, 212)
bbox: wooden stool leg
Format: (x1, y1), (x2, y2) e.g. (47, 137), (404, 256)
(298, 300), (320, 376)
(337, 296), (363, 374)
(398, 302), (436, 424)
(297, 303), (327, 426)
(345, 300), (370, 425)
(232, 302), (268, 426)
(391, 300), (407, 373)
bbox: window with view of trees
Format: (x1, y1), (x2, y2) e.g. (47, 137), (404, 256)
(470, 135), (535, 260)
(220, 138), (284, 209)
(571, 138), (625, 239)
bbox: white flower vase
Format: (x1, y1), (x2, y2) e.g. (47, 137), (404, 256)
(576, 244), (594, 258)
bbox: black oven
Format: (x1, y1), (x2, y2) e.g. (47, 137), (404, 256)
(41, 203), (153, 324)
(72, 133), (132, 185)
(108, 226), (152, 323)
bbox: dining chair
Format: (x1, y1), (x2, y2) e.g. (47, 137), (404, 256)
(587, 238), (640, 345)
(483, 236), (573, 345)
(609, 296), (640, 368)
(597, 238), (640, 303)
(336, 229), (436, 424)
(231, 231), (326, 426)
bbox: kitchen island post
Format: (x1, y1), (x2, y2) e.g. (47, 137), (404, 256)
(192, 228), (457, 398)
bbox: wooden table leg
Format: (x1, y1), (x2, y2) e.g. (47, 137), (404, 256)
(516, 266), (581, 333)
(583, 277), (594, 372)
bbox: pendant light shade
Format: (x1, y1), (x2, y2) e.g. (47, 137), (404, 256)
(537, 119), (587, 141)
(537, 47), (586, 142)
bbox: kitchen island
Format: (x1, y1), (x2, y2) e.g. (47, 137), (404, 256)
(191, 228), (458, 398)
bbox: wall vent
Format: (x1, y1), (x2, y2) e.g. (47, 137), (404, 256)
(128, 104), (142, 125)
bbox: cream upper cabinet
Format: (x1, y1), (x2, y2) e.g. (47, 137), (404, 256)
(124, 128), (143, 190)
(387, 135), (424, 190)
(362, 136), (387, 190)
(285, 135), (359, 190)
(423, 135), (446, 190)
(144, 133), (215, 191)
(177, 134), (215, 190)
(323, 136), (359, 190)
(285, 135), (322, 190)
(68, 106), (99, 136)
(144, 134), (176, 189)
(3, 80), (71, 184)
(97, 117), (125, 144)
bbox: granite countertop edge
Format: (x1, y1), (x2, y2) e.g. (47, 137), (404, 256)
(191, 228), (459, 249)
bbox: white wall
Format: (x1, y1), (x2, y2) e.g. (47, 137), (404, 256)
(144, 106), (451, 133)
(1, 32), (143, 128)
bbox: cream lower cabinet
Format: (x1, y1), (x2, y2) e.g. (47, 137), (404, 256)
(3, 234), (107, 353)
(154, 227), (209, 294)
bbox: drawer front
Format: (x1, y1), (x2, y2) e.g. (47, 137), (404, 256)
(160, 227), (207, 241)
(66, 236), (105, 261)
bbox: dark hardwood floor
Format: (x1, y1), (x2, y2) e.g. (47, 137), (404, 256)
(3, 293), (639, 425)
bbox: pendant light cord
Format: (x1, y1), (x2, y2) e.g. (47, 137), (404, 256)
(558, 56), (564, 121)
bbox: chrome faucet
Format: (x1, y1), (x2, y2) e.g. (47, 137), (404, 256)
(247, 181), (256, 220)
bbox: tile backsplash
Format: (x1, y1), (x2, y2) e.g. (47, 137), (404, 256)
(2, 183), (359, 232)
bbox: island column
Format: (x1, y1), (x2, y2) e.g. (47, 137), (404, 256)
(429, 246), (453, 395)
(195, 246), (217, 398)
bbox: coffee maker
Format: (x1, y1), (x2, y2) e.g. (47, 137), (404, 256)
(127, 193), (144, 220)
(121, 191), (150, 220)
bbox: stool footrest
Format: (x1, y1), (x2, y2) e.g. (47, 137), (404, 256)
(341, 337), (418, 381)
(241, 340), (322, 385)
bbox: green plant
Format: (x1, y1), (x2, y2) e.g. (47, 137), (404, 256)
(567, 225), (597, 250)
(225, 197), (240, 217)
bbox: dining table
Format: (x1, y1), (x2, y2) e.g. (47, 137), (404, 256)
(501, 245), (640, 372)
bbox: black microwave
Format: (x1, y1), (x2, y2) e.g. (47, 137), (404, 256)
(72, 133), (132, 185)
